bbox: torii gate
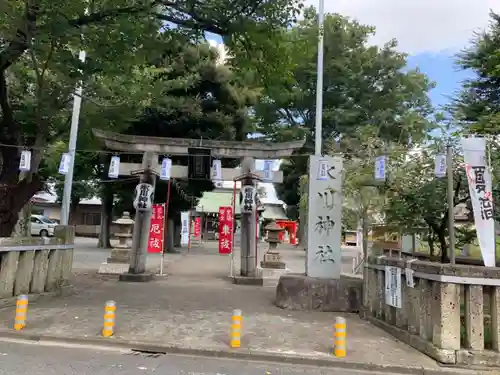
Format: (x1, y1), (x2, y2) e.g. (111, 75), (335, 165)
(92, 129), (305, 281)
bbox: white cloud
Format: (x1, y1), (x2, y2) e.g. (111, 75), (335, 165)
(306, 0), (500, 53)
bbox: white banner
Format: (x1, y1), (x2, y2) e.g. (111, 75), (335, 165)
(384, 266), (402, 308)
(58, 153), (70, 175)
(211, 159), (222, 181)
(375, 156), (386, 181)
(180, 211), (190, 246)
(108, 155), (120, 178)
(434, 154), (446, 178)
(462, 137), (495, 267)
(160, 158), (172, 181)
(19, 150), (32, 172)
(263, 160), (273, 182)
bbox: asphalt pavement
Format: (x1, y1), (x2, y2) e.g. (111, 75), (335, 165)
(0, 339), (396, 375)
(71, 237), (363, 275)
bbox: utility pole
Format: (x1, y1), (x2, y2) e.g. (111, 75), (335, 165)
(446, 144), (456, 264)
(314, 0), (325, 156)
(60, 50), (86, 224)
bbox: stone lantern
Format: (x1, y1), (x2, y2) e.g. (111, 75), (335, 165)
(261, 221), (286, 269)
(99, 212), (135, 274)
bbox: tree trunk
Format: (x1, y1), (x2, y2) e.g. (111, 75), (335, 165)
(166, 218), (175, 252)
(68, 200), (79, 225)
(174, 223), (181, 247)
(12, 201), (32, 237)
(0, 177), (43, 237)
(98, 184), (113, 249)
(438, 231), (449, 263)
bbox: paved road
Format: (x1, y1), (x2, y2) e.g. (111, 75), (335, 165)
(0, 339), (398, 375)
(72, 237), (362, 275)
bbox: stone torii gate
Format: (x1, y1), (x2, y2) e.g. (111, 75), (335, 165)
(92, 129), (304, 281)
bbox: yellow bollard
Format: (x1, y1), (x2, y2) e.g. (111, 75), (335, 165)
(230, 309), (242, 348)
(334, 316), (347, 357)
(14, 295), (28, 331)
(102, 300), (116, 337)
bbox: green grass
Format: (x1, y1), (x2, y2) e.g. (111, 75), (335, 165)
(409, 236), (500, 262)
(460, 303), (493, 349)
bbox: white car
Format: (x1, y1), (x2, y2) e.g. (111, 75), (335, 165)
(30, 215), (56, 237)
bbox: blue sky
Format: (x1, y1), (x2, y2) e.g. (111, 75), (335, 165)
(407, 52), (472, 109)
(316, 0), (499, 107)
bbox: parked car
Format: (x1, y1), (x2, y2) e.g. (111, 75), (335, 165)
(30, 215), (56, 237)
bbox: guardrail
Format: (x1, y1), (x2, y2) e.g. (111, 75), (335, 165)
(0, 226), (75, 299)
(364, 254), (500, 367)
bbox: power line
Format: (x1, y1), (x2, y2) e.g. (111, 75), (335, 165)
(0, 141), (475, 159)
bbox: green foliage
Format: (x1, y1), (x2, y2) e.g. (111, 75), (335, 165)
(452, 11), (500, 223)
(255, 8), (434, 208)
(453, 11), (500, 133)
(0, 0), (304, 235)
(383, 139), (469, 259)
(115, 41), (258, 218)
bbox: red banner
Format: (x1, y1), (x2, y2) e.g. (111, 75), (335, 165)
(218, 206), (233, 255)
(148, 204), (165, 253)
(194, 217), (201, 238)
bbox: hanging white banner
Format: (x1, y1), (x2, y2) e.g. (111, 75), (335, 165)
(462, 137), (495, 267)
(434, 154), (446, 178)
(58, 153), (70, 175)
(374, 155), (386, 181)
(316, 159), (328, 180)
(108, 155), (120, 178)
(160, 158), (172, 180)
(263, 160), (273, 182)
(211, 159), (222, 181)
(19, 150), (32, 172)
(180, 211), (190, 246)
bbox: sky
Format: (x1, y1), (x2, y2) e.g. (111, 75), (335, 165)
(310, 0), (500, 107)
(208, 1), (500, 203)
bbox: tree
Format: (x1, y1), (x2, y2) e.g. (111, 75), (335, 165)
(252, 7), (433, 212)
(106, 40), (258, 250)
(0, 0), (304, 236)
(383, 138), (470, 261)
(453, 11), (500, 135)
(453, 11), (500, 222)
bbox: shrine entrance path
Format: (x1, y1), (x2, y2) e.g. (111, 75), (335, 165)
(0, 239), (458, 374)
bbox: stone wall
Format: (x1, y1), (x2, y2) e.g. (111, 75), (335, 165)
(0, 226), (75, 303)
(364, 255), (500, 367)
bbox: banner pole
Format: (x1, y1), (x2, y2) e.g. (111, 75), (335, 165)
(160, 179), (172, 276)
(231, 181), (237, 277)
(446, 143), (456, 264)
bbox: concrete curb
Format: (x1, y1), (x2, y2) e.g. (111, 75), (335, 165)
(0, 330), (494, 375)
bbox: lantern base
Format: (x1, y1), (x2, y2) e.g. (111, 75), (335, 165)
(256, 265), (291, 288)
(119, 272), (154, 282)
(261, 250), (285, 269)
(260, 260), (286, 269)
(107, 247), (131, 264)
(98, 262), (129, 275)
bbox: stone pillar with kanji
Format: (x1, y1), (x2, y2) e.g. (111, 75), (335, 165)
(239, 157), (259, 277)
(119, 151), (156, 282)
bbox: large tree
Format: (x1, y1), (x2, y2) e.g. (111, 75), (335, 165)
(104, 40), (258, 249)
(453, 11), (500, 221)
(0, 0), (303, 236)
(252, 7), (433, 213)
